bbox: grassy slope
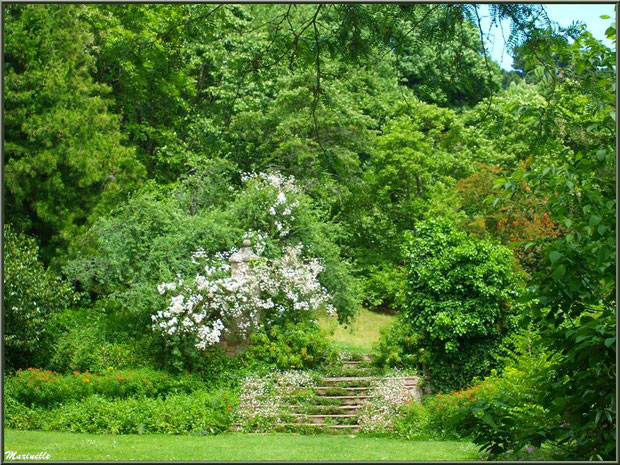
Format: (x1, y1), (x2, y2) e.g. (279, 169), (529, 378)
(4, 430), (479, 461)
(317, 308), (396, 354)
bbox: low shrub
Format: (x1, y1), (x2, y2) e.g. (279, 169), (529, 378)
(245, 322), (337, 370)
(418, 327), (558, 450)
(6, 389), (237, 435)
(372, 318), (424, 369)
(51, 324), (154, 373)
(5, 368), (205, 408)
(393, 402), (432, 440)
(423, 381), (491, 440)
(454, 328), (560, 458)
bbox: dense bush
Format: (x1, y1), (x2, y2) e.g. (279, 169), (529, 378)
(3, 225), (80, 369)
(5, 368), (206, 408)
(372, 319), (424, 369)
(401, 219), (523, 392)
(418, 327), (558, 450)
(6, 389), (237, 435)
(49, 307), (155, 373)
(245, 322), (337, 370)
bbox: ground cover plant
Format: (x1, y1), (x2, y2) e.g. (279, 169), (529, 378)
(3, 3), (615, 462)
(4, 431), (480, 461)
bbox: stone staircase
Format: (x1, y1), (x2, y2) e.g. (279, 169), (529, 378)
(276, 355), (425, 433)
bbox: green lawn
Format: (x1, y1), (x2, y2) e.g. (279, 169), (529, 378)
(4, 430), (479, 461)
(318, 308), (397, 354)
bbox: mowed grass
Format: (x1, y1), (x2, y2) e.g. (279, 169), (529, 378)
(318, 308), (396, 354)
(4, 430), (480, 461)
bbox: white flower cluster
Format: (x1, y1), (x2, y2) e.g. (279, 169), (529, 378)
(242, 172), (301, 237)
(238, 375), (281, 423)
(152, 242), (335, 350)
(358, 377), (417, 433)
(254, 244), (335, 321)
(238, 371), (316, 431)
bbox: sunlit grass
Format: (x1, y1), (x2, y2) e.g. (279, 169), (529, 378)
(4, 430), (480, 461)
(317, 308), (397, 354)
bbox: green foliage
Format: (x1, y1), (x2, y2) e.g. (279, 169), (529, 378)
(3, 5), (614, 454)
(246, 322), (337, 370)
(4, 5), (144, 263)
(7, 390), (237, 435)
(402, 219), (523, 391)
(344, 102), (493, 310)
(537, 310), (616, 460)
(491, 23), (616, 461)
(372, 318), (423, 369)
(454, 327), (558, 457)
(5, 368), (205, 409)
(63, 178), (240, 352)
(3, 225), (80, 369)
(392, 402), (432, 440)
(50, 315), (154, 373)
(229, 173), (361, 323)
(65, 171), (359, 370)
(396, 7), (502, 107)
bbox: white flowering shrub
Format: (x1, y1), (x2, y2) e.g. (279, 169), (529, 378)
(240, 172), (301, 238)
(358, 376), (418, 433)
(231, 171), (361, 324)
(238, 371), (317, 431)
(152, 241), (335, 351)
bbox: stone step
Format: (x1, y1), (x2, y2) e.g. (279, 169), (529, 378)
(314, 386), (371, 395)
(284, 423), (360, 432)
(341, 361), (363, 368)
(233, 422), (361, 432)
(292, 414), (358, 425)
(282, 404), (363, 410)
(323, 369), (376, 378)
(318, 395), (376, 405)
(322, 376), (420, 382)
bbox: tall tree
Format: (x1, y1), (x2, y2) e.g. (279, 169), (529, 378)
(4, 4), (144, 264)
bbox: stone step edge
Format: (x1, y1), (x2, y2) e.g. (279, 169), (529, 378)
(291, 414), (358, 418)
(254, 394), (378, 399)
(322, 376), (420, 382)
(232, 423), (360, 430)
(284, 424), (360, 429)
(278, 404), (363, 409)
(314, 386), (370, 390)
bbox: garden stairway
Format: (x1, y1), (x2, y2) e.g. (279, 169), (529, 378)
(280, 355), (425, 434)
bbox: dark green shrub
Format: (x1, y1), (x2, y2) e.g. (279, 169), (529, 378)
(402, 219), (523, 391)
(245, 322), (337, 370)
(372, 318), (425, 369)
(3, 225), (81, 369)
(7, 390), (237, 435)
(430, 327), (558, 454)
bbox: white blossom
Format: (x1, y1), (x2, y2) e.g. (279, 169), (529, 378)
(152, 237), (335, 351)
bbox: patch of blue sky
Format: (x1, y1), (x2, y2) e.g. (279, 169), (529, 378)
(478, 3), (616, 70)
